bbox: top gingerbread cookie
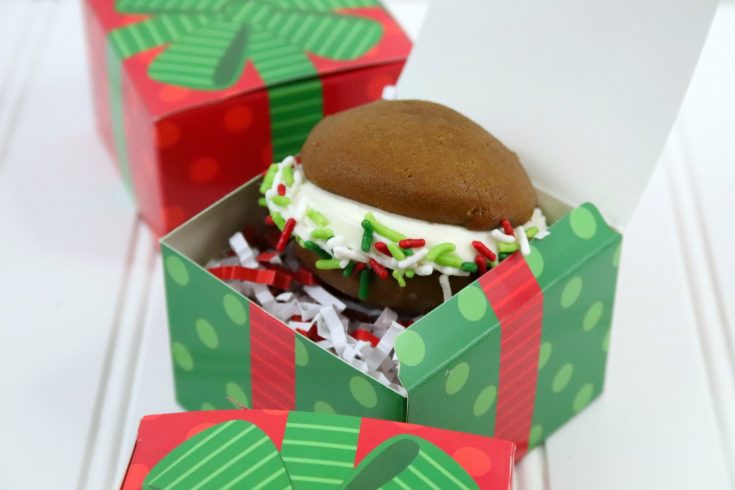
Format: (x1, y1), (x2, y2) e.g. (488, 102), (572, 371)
(301, 99), (536, 230)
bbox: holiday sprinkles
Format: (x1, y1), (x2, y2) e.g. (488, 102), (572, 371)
(261, 155), (549, 303)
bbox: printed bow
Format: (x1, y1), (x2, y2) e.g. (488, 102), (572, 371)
(109, 0), (384, 90)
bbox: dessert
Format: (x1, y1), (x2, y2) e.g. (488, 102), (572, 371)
(260, 100), (548, 314)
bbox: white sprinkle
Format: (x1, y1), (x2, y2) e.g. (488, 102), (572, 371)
(327, 236), (345, 248)
(339, 259), (350, 268)
(414, 264), (434, 276)
(332, 245), (368, 263)
(396, 248), (429, 269)
(439, 274), (452, 301)
(516, 226), (531, 255)
(435, 265), (469, 276)
(491, 229), (516, 243)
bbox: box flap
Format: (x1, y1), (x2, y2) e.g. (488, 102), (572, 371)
(397, 0), (717, 229)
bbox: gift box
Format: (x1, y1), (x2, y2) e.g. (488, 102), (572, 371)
(83, 0), (411, 236)
(159, 0), (715, 460)
(120, 410), (515, 489)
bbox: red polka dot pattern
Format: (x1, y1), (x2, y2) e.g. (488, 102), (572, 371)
(188, 157), (220, 184)
(223, 105), (253, 133)
(156, 121), (180, 148)
(453, 446), (493, 476)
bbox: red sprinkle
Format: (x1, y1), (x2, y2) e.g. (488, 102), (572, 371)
(276, 218), (296, 252)
(352, 329), (380, 347)
(369, 259), (389, 280)
(475, 254), (488, 274)
(277, 183), (286, 196)
(294, 155), (302, 164)
(501, 219), (514, 236)
(354, 263), (366, 274)
(472, 240), (497, 262)
(398, 238), (425, 248)
(264, 215), (274, 226)
(374, 241), (392, 256)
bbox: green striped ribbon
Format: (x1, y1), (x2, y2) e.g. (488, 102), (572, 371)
(142, 420), (293, 489)
(106, 0), (383, 195)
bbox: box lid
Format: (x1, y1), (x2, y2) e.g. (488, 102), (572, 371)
(120, 410), (515, 489)
(397, 0), (717, 229)
(89, 0), (412, 119)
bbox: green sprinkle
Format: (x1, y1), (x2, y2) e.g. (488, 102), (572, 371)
(361, 219), (374, 252)
(282, 165), (294, 186)
(392, 269), (406, 287)
(343, 261), (356, 276)
(295, 236), (305, 247)
(405, 269), (415, 278)
(403, 248), (414, 256)
(426, 242), (456, 262)
(304, 241), (331, 259)
(271, 212), (285, 230)
(498, 242), (519, 253)
(306, 208), (329, 227)
(271, 195), (291, 206)
(498, 252), (511, 261)
(461, 262), (478, 273)
(310, 227), (334, 240)
(526, 226), (539, 239)
(365, 212), (405, 242)
(435, 254), (463, 268)
(358, 269), (371, 300)
(386, 242), (406, 260)
(316, 259), (341, 270)
(258, 197), (267, 207)
(259, 164), (278, 193)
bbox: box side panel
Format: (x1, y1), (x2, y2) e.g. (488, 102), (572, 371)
(321, 61), (406, 115)
(401, 288), (502, 436)
(156, 89), (272, 234)
(524, 203), (622, 449)
(162, 244), (253, 411)
(295, 335), (405, 421)
(82, 1), (114, 157)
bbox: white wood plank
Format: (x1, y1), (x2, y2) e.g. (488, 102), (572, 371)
(544, 163), (730, 489)
(0, 0), (137, 488)
(675, 3), (735, 364)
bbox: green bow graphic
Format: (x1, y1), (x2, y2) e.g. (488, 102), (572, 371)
(106, 0), (383, 195)
(142, 417), (479, 489)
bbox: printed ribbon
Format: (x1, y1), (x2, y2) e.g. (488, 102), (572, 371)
(106, 0), (383, 195)
(478, 252), (543, 458)
(142, 415), (478, 489)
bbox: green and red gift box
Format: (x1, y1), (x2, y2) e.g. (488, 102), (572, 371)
(161, 178), (621, 459)
(83, 0), (411, 236)
(121, 410), (515, 489)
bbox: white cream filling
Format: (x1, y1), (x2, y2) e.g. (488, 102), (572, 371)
(265, 157), (549, 277)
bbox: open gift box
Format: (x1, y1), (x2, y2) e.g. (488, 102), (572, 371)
(83, 0), (411, 236)
(160, 0), (716, 459)
(120, 410), (515, 489)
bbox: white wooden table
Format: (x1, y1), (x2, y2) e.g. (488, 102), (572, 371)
(0, 1), (733, 488)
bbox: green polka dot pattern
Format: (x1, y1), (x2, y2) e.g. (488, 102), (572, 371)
(162, 248), (252, 411)
(294, 333), (404, 420)
(402, 292), (501, 436)
(527, 203), (620, 450)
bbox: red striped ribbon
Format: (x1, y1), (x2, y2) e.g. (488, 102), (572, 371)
(249, 305), (296, 410)
(479, 253), (543, 458)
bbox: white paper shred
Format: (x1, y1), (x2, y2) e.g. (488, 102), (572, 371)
(207, 232), (423, 393)
(303, 284), (347, 312)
